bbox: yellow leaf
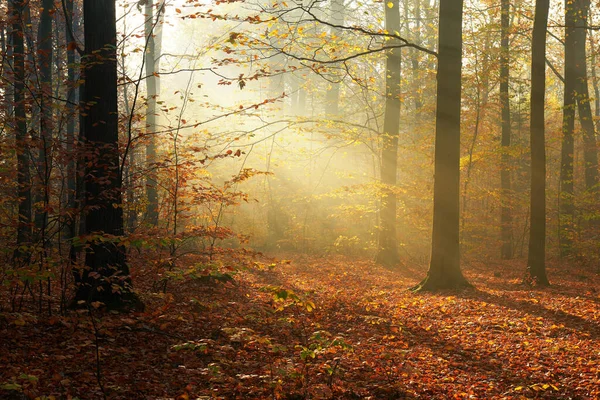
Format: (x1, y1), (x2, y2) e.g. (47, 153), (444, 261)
(387, 2), (394, 8)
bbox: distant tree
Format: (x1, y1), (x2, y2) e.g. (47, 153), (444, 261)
(375, 0), (401, 267)
(72, 0), (141, 309)
(144, 0), (165, 227)
(10, 0), (32, 263)
(414, 0), (469, 290)
(573, 0), (598, 194)
(34, 0), (54, 243)
(560, 0), (576, 257)
(526, 0), (549, 286)
(500, 0), (513, 259)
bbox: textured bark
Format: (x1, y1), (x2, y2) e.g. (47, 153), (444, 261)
(375, 0), (401, 267)
(65, 0), (77, 240)
(10, 0), (32, 261)
(73, 0), (140, 309)
(415, 0), (469, 291)
(526, 0), (549, 286)
(560, 0), (576, 257)
(500, 0), (513, 259)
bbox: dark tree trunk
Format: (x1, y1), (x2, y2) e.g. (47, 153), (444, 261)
(414, 0), (469, 291)
(34, 0), (54, 242)
(375, 0), (401, 267)
(560, 0), (576, 257)
(500, 0), (513, 259)
(526, 0), (549, 286)
(573, 0), (599, 194)
(72, 0), (140, 309)
(145, 0), (163, 227)
(10, 0), (32, 263)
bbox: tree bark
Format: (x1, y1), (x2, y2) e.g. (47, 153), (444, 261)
(34, 0), (54, 242)
(526, 0), (549, 286)
(559, 0), (576, 257)
(325, 0), (344, 115)
(73, 0), (141, 309)
(375, 0), (401, 267)
(414, 0), (469, 290)
(500, 0), (513, 259)
(10, 0), (32, 263)
(573, 0), (599, 194)
(145, 0), (164, 227)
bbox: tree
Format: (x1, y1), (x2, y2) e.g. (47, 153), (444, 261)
(500, 0), (513, 259)
(10, 0), (32, 263)
(72, 0), (140, 309)
(573, 0), (598, 194)
(144, 0), (165, 227)
(375, 0), (401, 267)
(414, 0), (469, 290)
(526, 0), (549, 286)
(560, 0), (576, 257)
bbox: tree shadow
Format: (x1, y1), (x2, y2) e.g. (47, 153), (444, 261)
(457, 288), (600, 339)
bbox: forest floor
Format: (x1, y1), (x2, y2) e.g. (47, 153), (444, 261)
(1, 254), (599, 399)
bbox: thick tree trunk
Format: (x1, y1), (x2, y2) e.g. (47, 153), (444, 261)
(415, 0), (469, 290)
(500, 0), (513, 259)
(73, 0), (141, 309)
(560, 0), (576, 257)
(526, 0), (549, 286)
(375, 0), (401, 267)
(145, 0), (164, 227)
(10, 0), (32, 262)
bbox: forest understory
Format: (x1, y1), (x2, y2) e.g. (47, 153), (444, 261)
(1, 254), (598, 400)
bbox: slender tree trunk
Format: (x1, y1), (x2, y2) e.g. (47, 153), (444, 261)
(145, 0), (164, 226)
(73, 0), (140, 309)
(415, 0), (469, 290)
(10, 0), (32, 263)
(375, 0), (401, 267)
(573, 0), (599, 194)
(500, 0), (513, 259)
(526, 0), (549, 286)
(65, 0), (78, 241)
(325, 0), (344, 115)
(34, 0), (54, 243)
(411, 0), (423, 111)
(560, 0), (576, 257)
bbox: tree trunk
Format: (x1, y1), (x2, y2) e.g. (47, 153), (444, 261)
(573, 0), (599, 194)
(65, 0), (78, 241)
(375, 0), (401, 267)
(500, 0), (513, 259)
(325, 0), (344, 115)
(34, 0), (54, 243)
(559, 0), (576, 257)
(526, 0), (549, 286)
(414, 0), (469, 290)
(145, 0), (164, 227)
(73, 0), (141, 309)
(10, 0), (32, 263)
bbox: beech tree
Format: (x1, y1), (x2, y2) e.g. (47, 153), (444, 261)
(72, 0), (140, 308)
(375, 0), (401, 267)
(526, 0), (549, 286)
(414, 0), (469, 291)
(500, 0), (512, 259)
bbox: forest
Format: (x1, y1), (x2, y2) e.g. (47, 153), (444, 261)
(0, 0), (599, 398)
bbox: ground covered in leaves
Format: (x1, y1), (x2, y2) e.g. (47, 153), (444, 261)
(1, 255), (599, 399)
